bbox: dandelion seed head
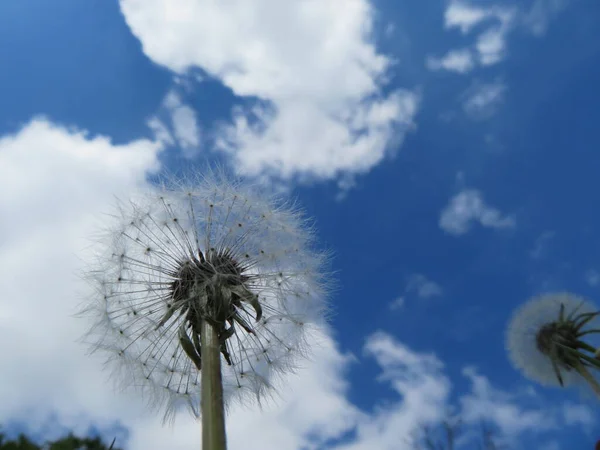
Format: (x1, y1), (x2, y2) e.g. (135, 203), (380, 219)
(79, 169), (331, 423)
(506, 292), (599, 388)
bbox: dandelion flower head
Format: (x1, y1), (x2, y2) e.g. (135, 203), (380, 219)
(506, 292), (600, 388)
(79, 171), (331, 422)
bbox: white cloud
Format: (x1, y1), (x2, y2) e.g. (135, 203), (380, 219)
(163, 91), (201, 156)
(462, 80), (507, 120)
(476, 26), (507, 65)
(335, 332), (451, 450)
(439, 189), (515, 235)
(147, 90), (201, 158)
(426, 49), (475, 74)
(147, 116), (175, 147)
(436, 0), (571, 73)
(459, 369), (596, 446)
(119, 0), (418, 182)
(0, 118), (172, 447)
(0, 117), (360, 450)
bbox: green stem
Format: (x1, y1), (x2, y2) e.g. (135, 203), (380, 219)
(576, 351), (600, 369)
(575, 361), (600, 399)
(577, 329), (600, 337)
(575, 339), (597, 354)
(201, 320), (227, 450)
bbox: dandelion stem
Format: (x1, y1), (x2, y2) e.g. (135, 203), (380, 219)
(201, 319), (227, 450)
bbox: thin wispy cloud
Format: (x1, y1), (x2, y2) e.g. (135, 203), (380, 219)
(462, 80), (507, 120)
(439, 189), (515, 235)
(428, 1), (516, 74)
(148, 90), (202, 158)
(523, 0), (567, 36)
(430, 0), (571, 74)
(585, 269), (600, 287)
(390, 274), (443, 310)
(530, 231), (556, 260)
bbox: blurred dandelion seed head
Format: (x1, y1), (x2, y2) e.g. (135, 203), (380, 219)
(78, 170), (332, 423)
(506, 292), (600, 388)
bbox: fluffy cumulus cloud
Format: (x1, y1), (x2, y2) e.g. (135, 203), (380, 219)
(119, 0), (419, 182)
(0, 118), (165, 444)
(439, 189), (515, 235)
(0, 117), (359, 450)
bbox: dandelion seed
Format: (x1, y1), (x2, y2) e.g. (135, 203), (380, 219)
(78, 169), (331, 447)
(506, 292), (600, 397)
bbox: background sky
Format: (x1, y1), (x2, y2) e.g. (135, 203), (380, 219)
(0, 0), (599, 449)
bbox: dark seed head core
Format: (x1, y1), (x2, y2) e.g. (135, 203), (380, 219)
(166, 248), (262, 367)
(535, 321), (578, 368)
(170, 248), (249, 328)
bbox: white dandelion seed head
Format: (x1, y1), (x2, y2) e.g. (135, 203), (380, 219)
(78, 169), (332, 423)
(506, 292), (599, 388)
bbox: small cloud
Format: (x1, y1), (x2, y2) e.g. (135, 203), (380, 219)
(530, 231), (555, 259)
(476, 26), (508, 65)
(439, 189), (515, 236)
(426, 49), (475, 74)
(389, 296), (405, 311)
(390, 275), (442, 310)
(407, 274), (444, 299)
(445, 1), (492, 34)
(162, 91), (201, 157)
(585, 269), (600, 287)
(462, 80), (507, 120)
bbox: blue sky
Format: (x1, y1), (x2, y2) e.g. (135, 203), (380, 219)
(1, 0), (599, 449)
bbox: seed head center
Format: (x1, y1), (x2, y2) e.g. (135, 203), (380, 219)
(170, 249), (248, 325)
(535, 322), (578, 362)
